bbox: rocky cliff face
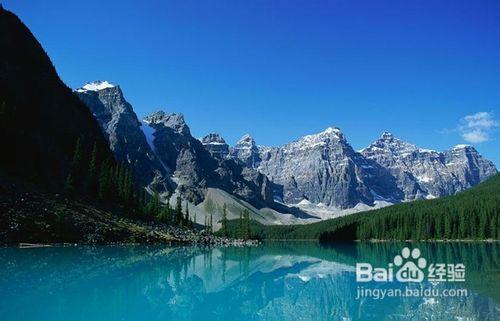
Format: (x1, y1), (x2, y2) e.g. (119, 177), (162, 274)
(249, 127), (403, 209)
(142, 112), (275, 207)
(443, 145), (498, 187)
(142, 111), (218, 202)
(361, 133), (497, 200)
(231, 134), (262, 168)
(201, 133), (230, 160)
(75, 82), (171, 192)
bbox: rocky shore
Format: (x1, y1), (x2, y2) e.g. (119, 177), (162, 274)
(0, 187), (258, 246)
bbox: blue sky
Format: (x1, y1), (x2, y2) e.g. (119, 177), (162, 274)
(5, 0), (500, 165)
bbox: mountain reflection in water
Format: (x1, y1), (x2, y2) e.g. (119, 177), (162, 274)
(0, 242), (498, 321)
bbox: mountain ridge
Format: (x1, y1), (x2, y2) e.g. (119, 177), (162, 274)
(74, 83), (172, 193)
(75, 87), (313, 224)
(76, 79), (497, 220)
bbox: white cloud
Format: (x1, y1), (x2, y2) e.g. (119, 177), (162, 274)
(459, 111), (499, 143)
(462, 129), (489, 143)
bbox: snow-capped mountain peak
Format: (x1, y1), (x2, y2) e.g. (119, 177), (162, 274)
(367, 132), (419, 156)
(314, 126), (343, 137)
(231, 134), (261, 168)
(76, 80), (115, 92)
(361, 134), (497, 201)
(237, 134), (256, 145)
(323, 126), (342, 135)
(380, 131), (394, 140)
(453, 144), (472, 150)
(253, 126), (402, 208)
(297, 127), (345, 147)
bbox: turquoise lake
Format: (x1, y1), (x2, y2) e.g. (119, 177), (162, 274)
(0, 242), (498, 320)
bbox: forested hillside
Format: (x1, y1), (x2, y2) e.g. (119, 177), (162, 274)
(0, 7), (112, 190)
(0, 8), (201, 244)
(224, 174), (500, 241)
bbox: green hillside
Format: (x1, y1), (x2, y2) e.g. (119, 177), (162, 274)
(223, 173), (500, 241)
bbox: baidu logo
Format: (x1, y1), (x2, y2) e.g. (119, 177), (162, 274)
(356, 247), (465, 283)
(393, 247), (427, 282)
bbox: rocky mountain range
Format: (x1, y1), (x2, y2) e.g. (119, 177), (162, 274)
(240, 127), (404, 209)
(75, 82), (171, 193)
(2, 3), (496, 242)
(75, 85), (291, 222)
(75, 80), (497, 222)
(140, 110), (273, 206)
(360, 132), (497, 201)
(232, 128), (497, 211)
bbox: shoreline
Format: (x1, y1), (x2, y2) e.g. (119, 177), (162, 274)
(7, 238), (498, 248)
(5, 238), (260, 249)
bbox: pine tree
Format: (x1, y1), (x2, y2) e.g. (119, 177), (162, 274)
(98, 160), (111, 200)
(65, 137), (83, 195)
(221, 203), (228, 236)
(139, 188), (148, 218)
(108, 165), (116, 201)
(239, 211), (243, 238)
(125, 167), (133, 203)
(72, 137), (83, 181)
(87, 142), (98, 196)
(185, 201), (190, 228)
(64, 173), (75, 195)
(117, 164), (125, 200)
(444, 213), (452, 239)
(159, 205), (170, 224)
(147, 190), (161, 220)
(243, 209), (250, 239)
(165, 194), (171, 224)
(175, 195), (183, 226)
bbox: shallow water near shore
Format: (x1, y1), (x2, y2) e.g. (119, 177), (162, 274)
(0, 242), (498, 321)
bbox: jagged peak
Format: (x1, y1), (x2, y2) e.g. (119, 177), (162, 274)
(316, 126), (343, 137)
(323, 126), (342, 135)
(448, 144), (479, 155)
(76, 80), (116, 93)
(143, 110), (189, 135)
(375, 132), (411, 146)
(361, 132), (418, 155)
(453, 144), (472, 150)
(363, 132), (443, 156)
(239, 133), (254, 141)
(236, 134), (257, 146)
(301, 126), (344, 142)
(281, 126), (348, 152)
(144, 110), (183, 123)
(380, 131), (394, 140)
(201, 133), (227, 145)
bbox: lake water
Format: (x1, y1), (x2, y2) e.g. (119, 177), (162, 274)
(0, 242), (498, 321)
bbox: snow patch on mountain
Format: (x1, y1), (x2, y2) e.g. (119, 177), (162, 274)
(140, 120), (157, 153)
(76, 80), (115, 92)
(293, 198), (393, 220)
